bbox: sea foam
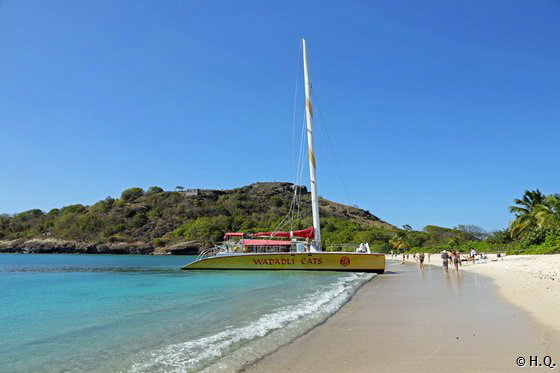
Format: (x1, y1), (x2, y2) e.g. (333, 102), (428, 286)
(130, 272), (374, 373)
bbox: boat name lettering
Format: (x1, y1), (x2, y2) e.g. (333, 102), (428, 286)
(251, 257), (323, 265)
(252, 258), (296, 265)
(300, 257), (322, 265)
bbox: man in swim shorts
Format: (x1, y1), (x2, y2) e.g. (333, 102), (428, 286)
(441, 250), (449, 273)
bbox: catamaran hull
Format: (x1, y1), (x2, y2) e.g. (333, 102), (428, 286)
(181, 252), (385, 273)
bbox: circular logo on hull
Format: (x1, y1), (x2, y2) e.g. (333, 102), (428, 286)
(340, 256), (351, 267)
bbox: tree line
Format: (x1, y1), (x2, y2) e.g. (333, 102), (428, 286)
(388, 190), (560, 255)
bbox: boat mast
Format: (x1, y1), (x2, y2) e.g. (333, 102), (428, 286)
(302, 38), (321, 247)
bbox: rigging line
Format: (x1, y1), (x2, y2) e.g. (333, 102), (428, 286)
(271, 205), (294, 236)
(272, 120), (306, 236)
(296, 116), (306, 186)
(296, 99), (307, 186)
(273, 180), (306, 236)
(287, 119), (305, 231)
(291, 42), (303, 184)
(295, 115), (307, 222)
(288, 116), (307, 229)
(313, 96), (353, 207)
(274, 174), (303, 235)
(295, 118), (306, 195)
(290, 115), (301, 218)
(281, 43), (303, 233)
(271, 183), (300, 235)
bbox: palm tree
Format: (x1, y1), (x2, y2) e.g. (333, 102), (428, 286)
(534, 194), (560, 230)
(390, 231), (409, 251)
(509, 189), (545, 238)
(509, 189), (545, 216)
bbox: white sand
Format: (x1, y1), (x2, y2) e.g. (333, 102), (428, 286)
(246, 260), (560, 372)
(394, 253), (560, 332)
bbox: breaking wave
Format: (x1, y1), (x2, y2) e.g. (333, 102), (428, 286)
(130, 272), (374, 373)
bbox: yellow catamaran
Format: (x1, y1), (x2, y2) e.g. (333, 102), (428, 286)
(182, 39), (385, 273)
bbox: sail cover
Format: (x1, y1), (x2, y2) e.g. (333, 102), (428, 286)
(252, 226), (314, 239)
(223, 232), (245, 239)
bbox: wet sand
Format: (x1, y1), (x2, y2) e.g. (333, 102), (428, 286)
(244, 261), (560, 372)
(400, 254), (560, 332)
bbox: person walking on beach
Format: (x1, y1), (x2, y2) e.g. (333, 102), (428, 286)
(418, 252), (425, 270)
(470, 248), (477, 264)
(441, 250), (449, 273)
(452, 251), (460, 271)
(427, 253), (431, 263)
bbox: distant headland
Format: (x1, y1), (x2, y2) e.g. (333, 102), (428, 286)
(0, 182), (395, 255)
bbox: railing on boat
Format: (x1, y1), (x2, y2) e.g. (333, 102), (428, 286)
(324, 243), (364, 252)
(196, 245), (224, 260)
(196, 242), (373, 260)
(197, 243), (297, 260)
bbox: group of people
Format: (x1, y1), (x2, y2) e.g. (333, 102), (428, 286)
(394, 251), (432, 270)
(393, 249), (484, 272)
(393, 248), (502, 273)
(440, 250), (463, 272)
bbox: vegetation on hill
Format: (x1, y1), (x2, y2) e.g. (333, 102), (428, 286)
(2, 184), (557, 255)
(0, 182), (396, 254)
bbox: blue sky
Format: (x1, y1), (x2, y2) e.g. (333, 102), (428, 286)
(1, 1), (559, 232)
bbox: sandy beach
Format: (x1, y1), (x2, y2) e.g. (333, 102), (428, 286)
(403, 253), (560, 333)
(245, 256), (560, 372)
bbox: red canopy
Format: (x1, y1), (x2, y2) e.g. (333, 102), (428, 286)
(242, 239), (293, 246)
(253, 226), (314, 239)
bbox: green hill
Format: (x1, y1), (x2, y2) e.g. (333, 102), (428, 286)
(0, 182), (397, 254)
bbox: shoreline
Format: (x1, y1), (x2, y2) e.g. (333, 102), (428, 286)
(244, 259), (560, 372)
(0, 238), (201, 255)
(396, 253), (560, 332)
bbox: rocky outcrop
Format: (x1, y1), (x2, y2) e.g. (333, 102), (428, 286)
(0, 239), (200, 255)
(153, 241), (205, 255)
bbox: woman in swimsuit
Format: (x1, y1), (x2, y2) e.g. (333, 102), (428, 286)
(452, 251), (460, 271)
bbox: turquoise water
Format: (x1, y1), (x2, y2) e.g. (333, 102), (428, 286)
(0, 254), (374, 372)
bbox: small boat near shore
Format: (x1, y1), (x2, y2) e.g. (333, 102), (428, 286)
(182, 39), (385, 274)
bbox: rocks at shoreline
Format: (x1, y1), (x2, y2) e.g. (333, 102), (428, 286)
(153, 241), (205, 255)
(0, 239), (204, 255)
